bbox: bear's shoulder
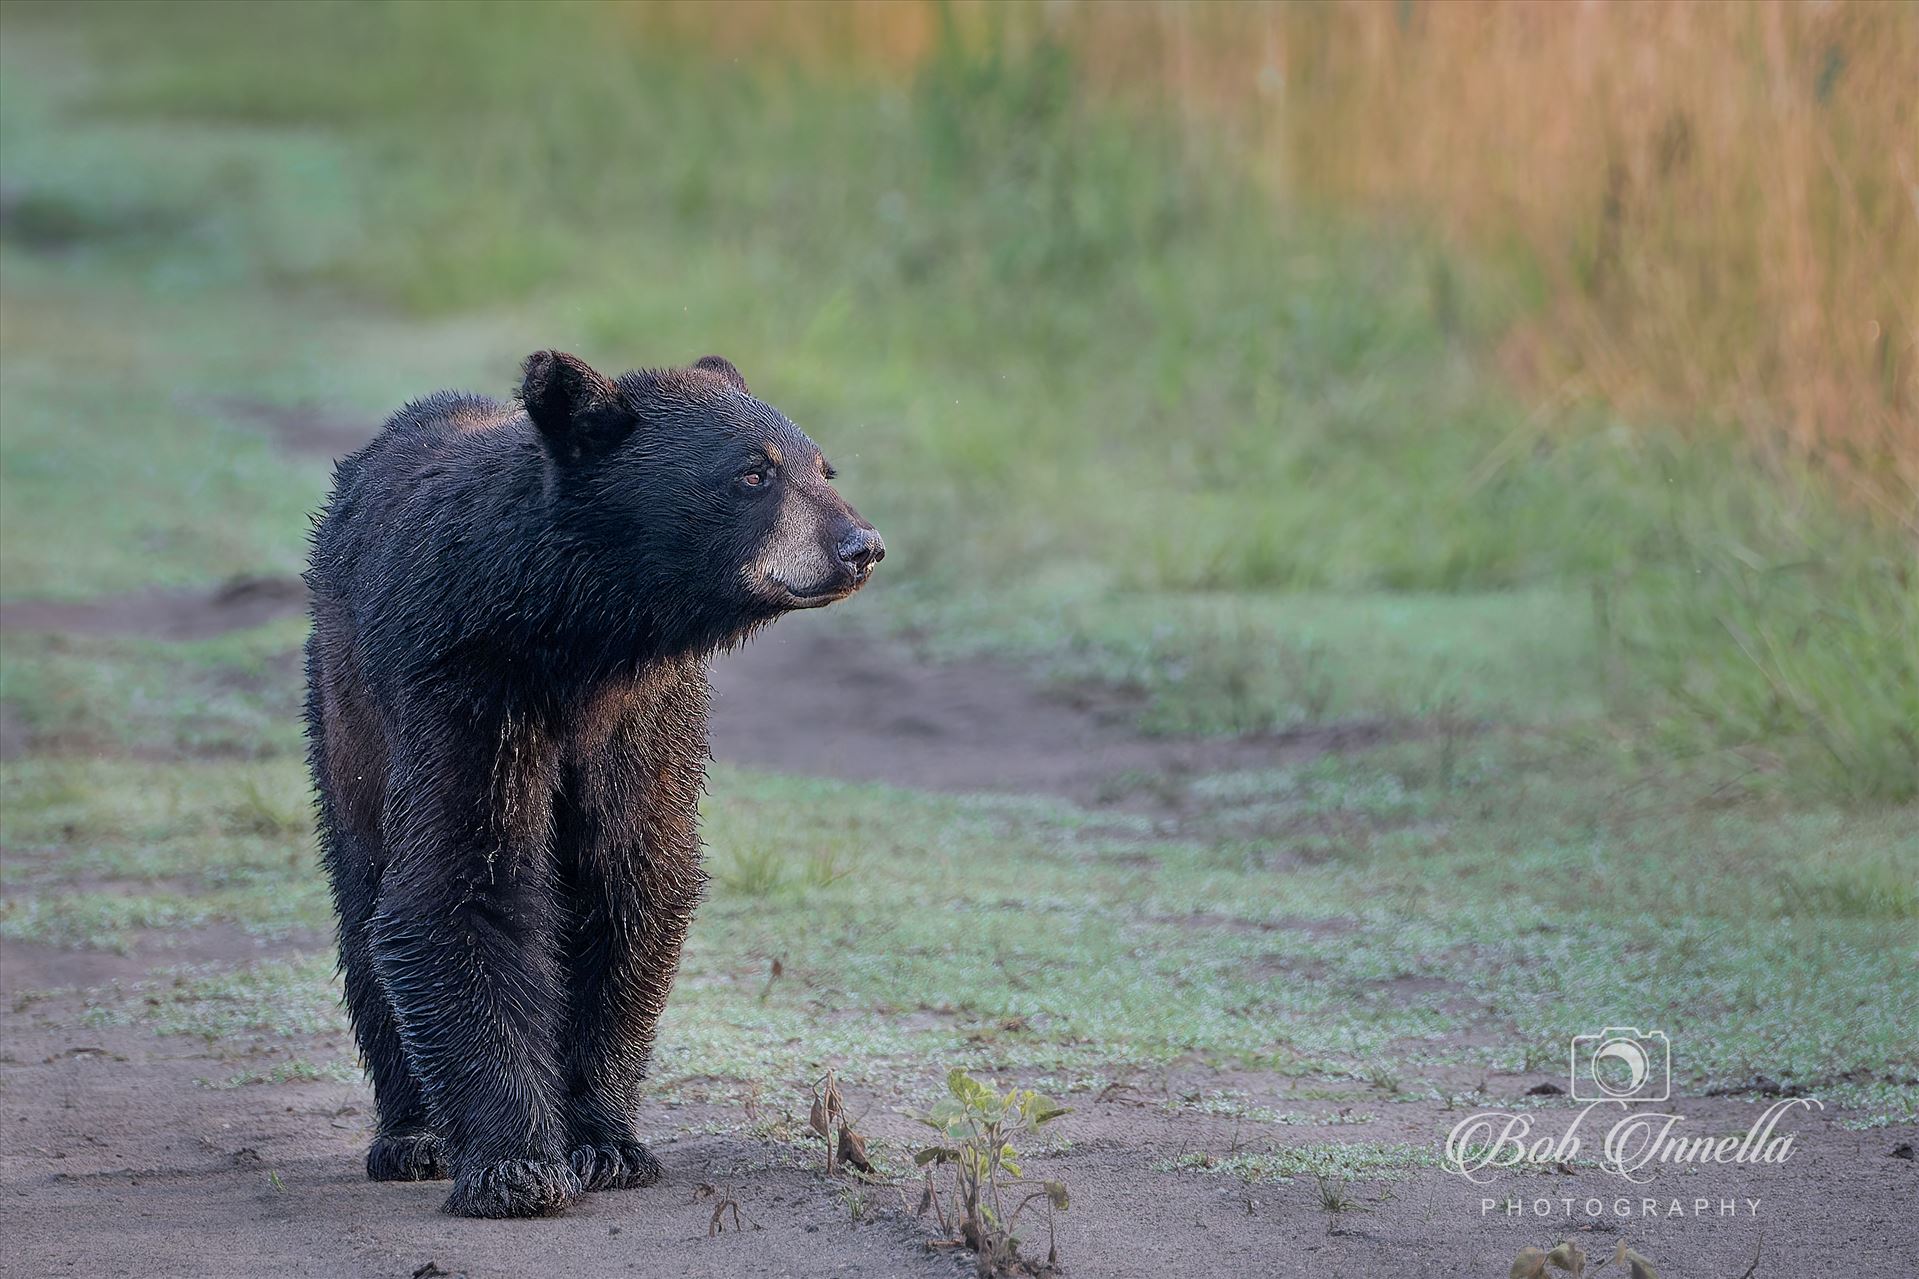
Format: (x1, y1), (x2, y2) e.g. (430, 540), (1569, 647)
(342, 390), (526, 478)
(322, 390), (530, 529)
(386, 390), (517, 439)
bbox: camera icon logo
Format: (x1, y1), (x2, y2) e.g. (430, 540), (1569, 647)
(1570, 1027), (1670, 1102)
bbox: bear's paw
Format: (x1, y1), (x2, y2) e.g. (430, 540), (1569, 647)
(570, 1139), (664, 1191)
(366, 1130), (449, 1182)
(442, 1158), (584, 1218)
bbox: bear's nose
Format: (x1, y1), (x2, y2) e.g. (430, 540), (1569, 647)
(836, 527), (885, 575)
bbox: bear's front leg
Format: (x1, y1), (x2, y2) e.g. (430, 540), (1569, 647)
(371, 703), (583, 1218)
(556, 891), (690, 1190)
(557, 677), (708, 1191)
(560, 874), (699, 1192)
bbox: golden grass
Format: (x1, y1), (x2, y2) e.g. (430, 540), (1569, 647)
(635, 0), (1918, 520)
(1261, 2), (1918, 519)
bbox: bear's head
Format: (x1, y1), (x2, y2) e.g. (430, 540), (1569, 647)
(518, 350), (883, 652)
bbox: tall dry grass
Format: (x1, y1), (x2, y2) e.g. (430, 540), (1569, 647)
(639, 0), (1919, 521)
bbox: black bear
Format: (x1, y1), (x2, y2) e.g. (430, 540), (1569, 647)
(303, 351), (882, 1218)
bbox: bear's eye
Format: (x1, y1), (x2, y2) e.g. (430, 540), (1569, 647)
(738, 466), (771, 490)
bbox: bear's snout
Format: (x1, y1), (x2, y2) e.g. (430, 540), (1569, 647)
(835, 526), (885, 578)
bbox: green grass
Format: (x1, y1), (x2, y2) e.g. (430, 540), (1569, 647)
(14, 751), (1913, 1117)
(1605, 494), (1919, 802)
(1, 756), (326, 950)
(894, 578), (1604, 733)
(1168, 1141), (1438, 1183)
(80, 954), (345, 1041)
(0, 349), (323, 598)
(212, 1057), (358, 1089)
(526, 750), (1919, 1107)
(0, 620), (307, 758)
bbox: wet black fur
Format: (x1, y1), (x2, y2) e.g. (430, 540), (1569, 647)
(304, 352), (877, 1218)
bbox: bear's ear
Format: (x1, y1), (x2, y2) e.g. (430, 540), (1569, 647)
(692, 354), (749, 394)
(519, 350), (628, 461)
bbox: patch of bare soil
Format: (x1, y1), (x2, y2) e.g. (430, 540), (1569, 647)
(213, 397), (377, 460)
(0, 927), (324, 996)
(0, 996), (963, 1279)
(0, 703), (27, 761)
(0, 184), (188, 253)
(0, 576), (308, 642)
(1043, 1092), (1915, 1277)
(709, 612), (1398, 811)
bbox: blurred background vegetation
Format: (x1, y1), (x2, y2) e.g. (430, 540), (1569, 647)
(1, 0), (1914, 801)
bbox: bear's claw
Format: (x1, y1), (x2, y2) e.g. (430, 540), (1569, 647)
(366, 1131), (448, 1182)
(442, 1159), (584, 1218)
(569, 1140), (664, 1191)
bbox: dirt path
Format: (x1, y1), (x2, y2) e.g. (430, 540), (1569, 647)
(3, 981), (1912, 1277)
(709, 613), (1397, 811)
(0, 577), (307, 643)
(215, 397), (379, 461)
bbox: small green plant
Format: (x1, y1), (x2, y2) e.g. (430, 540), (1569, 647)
(715, 843), (859, 898)
(800, 846), (856, 890)
(910, 1069), (1070, 1277)
(213, 1057), (356, 1088)
(1314, 1171), (1362, 1235)
(1314, 1173), (1357, 1215)
(1361, 1061), (1404, 1096)
(715, 842), (785, 897)
(225, 775), (311, 838)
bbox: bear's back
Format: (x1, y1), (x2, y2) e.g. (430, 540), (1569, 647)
(308, 391), (537, 605)
(365, 390), (520, 462)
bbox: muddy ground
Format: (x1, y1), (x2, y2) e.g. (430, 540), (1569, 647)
(2, 595), (1914, 1276)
